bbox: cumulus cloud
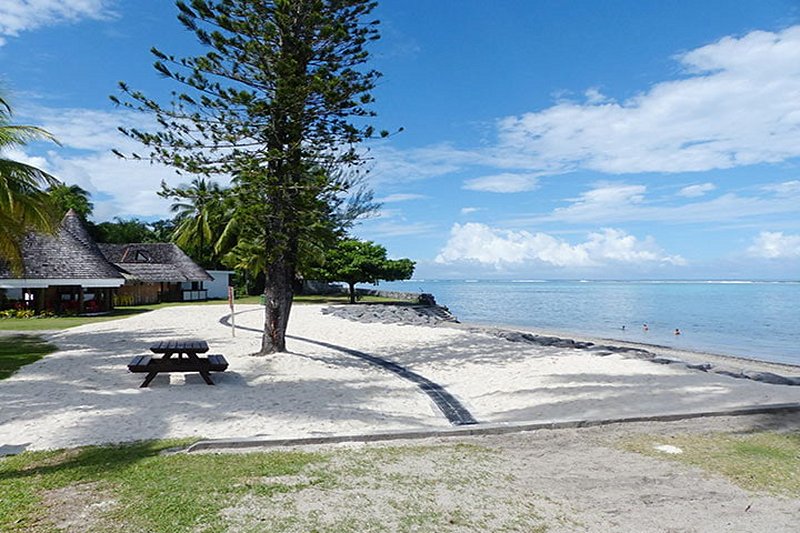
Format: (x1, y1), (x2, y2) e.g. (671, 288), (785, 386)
(492, 26), (800, 174)
(435, 223), (685, 268)
(678, 182), (716, 197)
(748, 232), (800, 259)
(342, 27), (800, 194)
(0, 0), (115, 45)
(463, 172), (541, 193)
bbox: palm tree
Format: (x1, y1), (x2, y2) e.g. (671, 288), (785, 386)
(0, 96), (60, 273)
(159, 177), (225, 267)
(47, 183), (93, 219)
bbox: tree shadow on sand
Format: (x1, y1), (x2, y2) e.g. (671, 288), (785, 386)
(0, 324), (447, 455)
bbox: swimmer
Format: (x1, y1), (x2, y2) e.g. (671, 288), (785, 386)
(674, 328), (681, 335)
(643, 323), (649, 331)
(621, 325), (626, 331)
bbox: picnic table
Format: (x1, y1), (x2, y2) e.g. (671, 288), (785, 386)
(127, 339), (228, 387)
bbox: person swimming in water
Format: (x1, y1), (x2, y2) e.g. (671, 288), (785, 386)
(674, 328), (681, 335)
(643, 323), (649, 331)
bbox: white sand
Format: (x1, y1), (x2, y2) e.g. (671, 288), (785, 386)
(1, 304), (798, 452)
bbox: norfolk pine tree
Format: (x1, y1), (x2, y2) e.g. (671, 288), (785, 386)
(113, 0), (384, 353)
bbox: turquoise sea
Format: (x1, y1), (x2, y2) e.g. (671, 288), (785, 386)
(372, 280), (800, 366)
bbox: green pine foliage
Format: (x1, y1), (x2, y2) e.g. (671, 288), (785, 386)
(113, 0), (385, 353)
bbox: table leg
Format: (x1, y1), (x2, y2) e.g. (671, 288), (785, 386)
(141, 372), (158, 388)
(199, 371), (215, 385)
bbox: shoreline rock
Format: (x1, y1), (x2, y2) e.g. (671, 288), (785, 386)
(324, 303), (800, 387)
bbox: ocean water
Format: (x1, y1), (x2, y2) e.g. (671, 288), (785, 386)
(372, 280), (800, 366)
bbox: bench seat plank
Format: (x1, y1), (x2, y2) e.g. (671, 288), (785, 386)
(127, 355), (152, 372)
(207, 354), (229, 371)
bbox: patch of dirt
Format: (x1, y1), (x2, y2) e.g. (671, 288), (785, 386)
(222, 444), (564, 532)
(41, 482), (119, 532)
(219, 413), (800, 532)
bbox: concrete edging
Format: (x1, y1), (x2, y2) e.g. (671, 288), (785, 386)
(185, 402), (800, 453)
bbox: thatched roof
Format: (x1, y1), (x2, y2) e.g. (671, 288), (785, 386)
(0, 210), (124, 281)
(98, 243), (212, 283)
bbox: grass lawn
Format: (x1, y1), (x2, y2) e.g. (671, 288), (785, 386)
(0, 441), (539, 533)
(0, 335), (58, 380)
(623, 430), (800, 496)
(0, 294), (408, 331)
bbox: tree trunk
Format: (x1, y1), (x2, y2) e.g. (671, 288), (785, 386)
(348, 282), (356, 304)
(259, 255), (294, 354)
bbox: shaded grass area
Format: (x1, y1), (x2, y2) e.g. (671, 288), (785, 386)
(0, 295), (407, 331)
(0, 441), (549, 533)
(0, 335), (58, 380)
(623, 431), (800, 496)
(0, 440), (325, 533)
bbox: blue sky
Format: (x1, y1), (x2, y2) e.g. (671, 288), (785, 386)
(2, 1), (800, 280)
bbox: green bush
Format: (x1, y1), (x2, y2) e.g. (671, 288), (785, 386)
(0, 309), (50, 319)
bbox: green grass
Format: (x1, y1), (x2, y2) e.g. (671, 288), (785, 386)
(0, 440), (549, 532)
(0, 307), (156, 331)
(623, 431), (800, 496)
(0, 440), (324, 532)
(0, 335), (58, 380)
(0, 294), (408, 331)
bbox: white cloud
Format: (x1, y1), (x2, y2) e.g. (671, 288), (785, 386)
(521, 181), (800, 226)
(463, 172), (541, 193)
(460, 207), (483, 215)
(307, 26), (800, 196)
(763, 180), (800, 196)
(0, 1), (116, 45)
(550, 183), (647, 222)
(375, 193), (427, 203)
(584, 88), (609, 104)
(435, 223), (684, 268)
(748, 232), (800, 259)
(678, 182), (716, 197)
(357, 221), (438, 238)
(493, 26), (800, 175)
(364, 143), (476, 185)
(13, 105), (202, 220)
(0, 147), (51, 174)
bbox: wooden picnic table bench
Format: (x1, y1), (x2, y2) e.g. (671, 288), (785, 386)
(127, 339), (228, 387)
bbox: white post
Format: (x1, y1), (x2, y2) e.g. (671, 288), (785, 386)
(228, 286), (235, 337)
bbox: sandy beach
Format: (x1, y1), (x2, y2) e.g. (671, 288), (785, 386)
(1, 303), (799, 453)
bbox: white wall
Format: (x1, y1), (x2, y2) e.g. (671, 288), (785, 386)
(205, 270), (233, 299)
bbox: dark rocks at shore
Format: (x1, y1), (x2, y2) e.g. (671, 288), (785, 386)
(323, 304), (800, 387)
(321, 304), (459, 327)
(465, 326), (800, 387)
(685, 362), (713, 372)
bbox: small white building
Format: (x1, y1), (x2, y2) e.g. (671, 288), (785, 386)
(205, 270), (234, 300)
